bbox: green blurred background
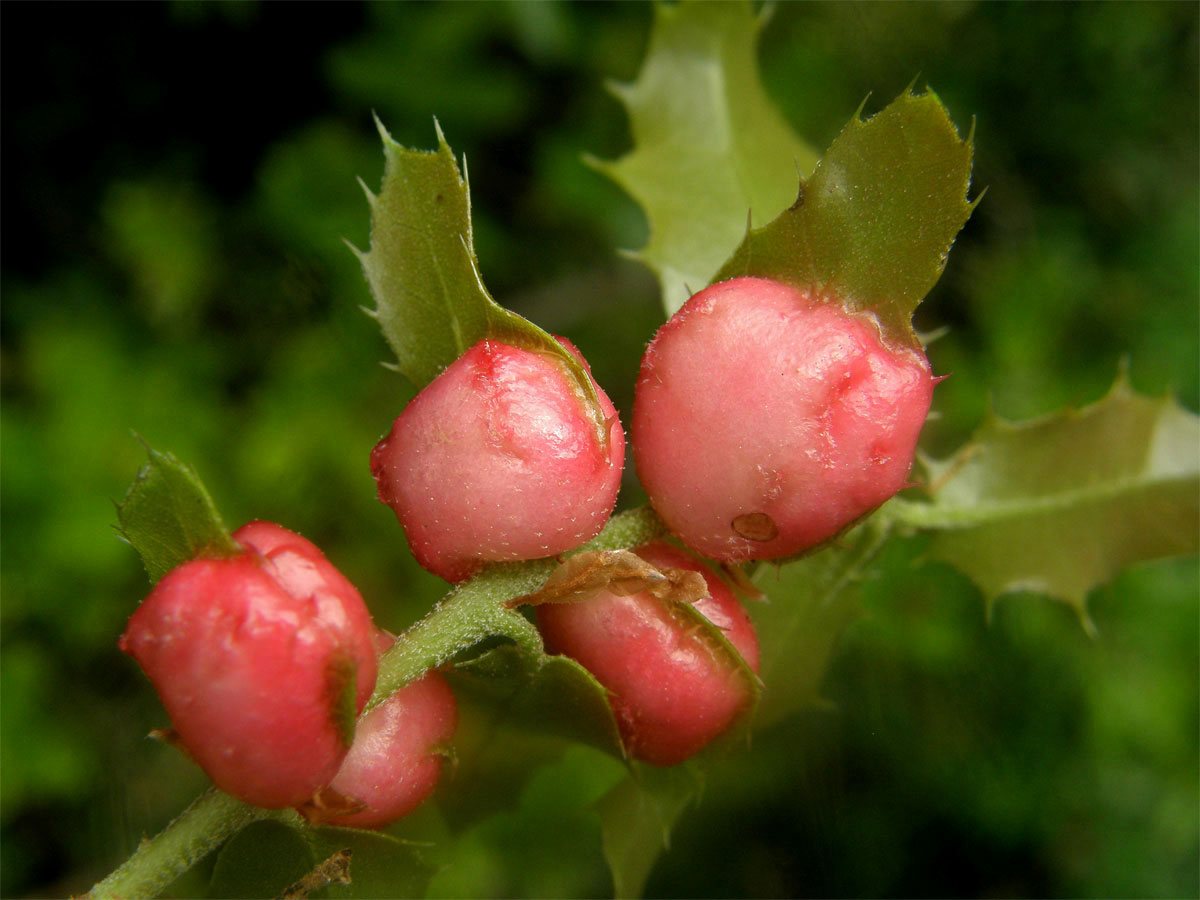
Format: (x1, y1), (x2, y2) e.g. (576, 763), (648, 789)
(2, 2), (1196, 897)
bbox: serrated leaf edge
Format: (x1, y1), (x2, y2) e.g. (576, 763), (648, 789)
(716, 85), (978, 349)
(358, 118), (612, 447)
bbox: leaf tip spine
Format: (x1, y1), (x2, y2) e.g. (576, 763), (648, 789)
(356, 176), (376, 205)
(605, 77), (635, 105)
(580, 152), (608, 174)
(983, 594), (997, 628)
(752, 0), (778, 34)
(372, 111), (395, 147)
(853, 92), (872, 123)
(917, 324), (951, 347)
(1112, 355), (1134, 393)
(1074, 600), (1099, 639)
(968, 184), (988, 213)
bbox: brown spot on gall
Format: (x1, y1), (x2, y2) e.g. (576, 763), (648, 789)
(732, 512), (778, 542)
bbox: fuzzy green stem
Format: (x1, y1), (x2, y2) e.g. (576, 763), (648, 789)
(367, 558), (554, 710)
(368, 505), (667, 708)
(579, 504), (666, 552)
(86, 789), (274, 899)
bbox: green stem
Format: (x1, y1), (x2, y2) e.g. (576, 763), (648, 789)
(368, 505), (667, 708)
(368, 559), (554, 710)
(90, 505), (667, 897)
(579, 504), (666, 552)
(86, 789), (273, 899)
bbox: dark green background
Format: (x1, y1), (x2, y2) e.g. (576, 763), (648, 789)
(2, 2), (1196, 897)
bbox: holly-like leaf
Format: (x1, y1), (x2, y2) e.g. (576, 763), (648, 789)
(594, 1), (819, 316)
(887, 375), (1200, 626)
(715, 86), (977, 348)
(357, 119), (606, 435)
(597, 763), (701, 900)
(115, 442), (240, 584)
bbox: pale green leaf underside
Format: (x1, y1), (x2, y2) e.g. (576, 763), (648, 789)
(207, 819), (435, 900)
(451, 644), (626, 758)
(716, 87), (976, 348)
(359, 120), (603, 430)
(116, 442), (239, 584)
(310, 827), (437, 900)
(888, 376), (1200, 620)
(598, 764), (701, 900)
(595, 1), (819, 315)
(748, 522), (882, 728)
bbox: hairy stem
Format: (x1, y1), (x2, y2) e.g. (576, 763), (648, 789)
(367, 559), (554, 711)
(369, 505), (666, 708)
(86, 789), (274, 899)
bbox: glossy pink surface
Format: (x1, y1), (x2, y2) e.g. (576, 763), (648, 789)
(633, 277), (933, 561)
(323, 670), (458, 829)
(119, 521), (378, 808)
(371, 339), (625, 582)
(537, 542), (759, 766)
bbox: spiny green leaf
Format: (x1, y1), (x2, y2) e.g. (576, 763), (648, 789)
(716, 86), (977, 348)
(597, 763), (701, 900)
(357, 119), (606, 438)
(594, 0), (819, 316)
(887, 374), (1200, 627)
(115, 442), (240, 585)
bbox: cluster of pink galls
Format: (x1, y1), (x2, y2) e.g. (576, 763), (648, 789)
(122, 277), (935, 824)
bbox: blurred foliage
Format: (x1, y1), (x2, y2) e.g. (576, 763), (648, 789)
(1, 2), (1196, 898)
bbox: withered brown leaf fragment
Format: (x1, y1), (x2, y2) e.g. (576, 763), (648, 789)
(731, 512), (778, 542)
(294, 785), (368, 826)
(148, 727), (197, 763)
(276, 849), (352, 900)
(509, 549), (709, 608)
